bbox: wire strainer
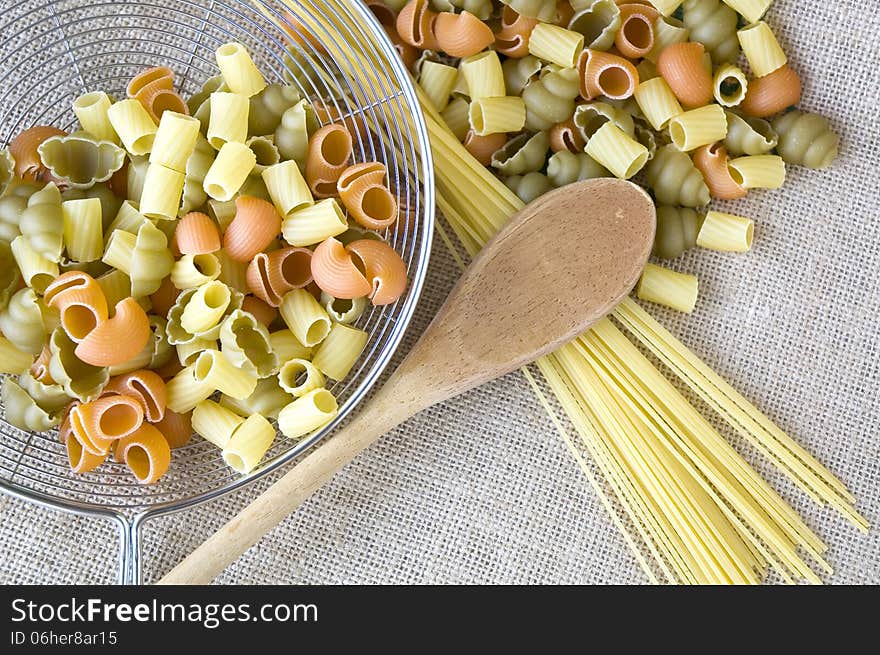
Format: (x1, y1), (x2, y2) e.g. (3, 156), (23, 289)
(0, 0), (434, 583)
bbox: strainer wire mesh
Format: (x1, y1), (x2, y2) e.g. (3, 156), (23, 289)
(0, 0), (433, 549)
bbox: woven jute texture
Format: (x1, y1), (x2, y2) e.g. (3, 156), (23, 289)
(0, 0), (878, 584)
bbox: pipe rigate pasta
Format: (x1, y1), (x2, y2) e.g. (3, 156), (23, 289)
(463, 131), (508, 166)
(504, 171), (554, 203)
(657, 42), (713, 109)
(104, 369), (167, 422)
(9, 126), (67, 182)
(434, 11), (495, 58)
(176, 212), (221, 256)
(116, 423), (171, 484)
(739, 65), (802, 118)
(74, 394), (145, 455)
(46, 273), (109, 343)
(153, 409), (193, 449)
(241, 295), (278, 327)
(490, 131), (550, 175)
(305, 124), (353, 198)
(396, 0), (441, 50)
(652, 206), (702, 259)
(337, 162), (399, 230)
(246, 247), (313, 307)
(522, 66), (581, 131)
(19, 182), (63, 262)
(615, 3), (659, 59)
(692, 143), (746, 200)
(60, 409), (107, 473)
(681, 0), (740, 64)
(549, 118), (586, 153)
(724, 111), (778, 156)
(499, 0), (559, 23)
(127, 66), (173, 100)
(346, 239), (408, 306)
(223, 196), (282, 262)
(219, 309), (278, 378)
(495, 6), (539, 58)
(578, 49), (639, 101)
(75, 297), (151, 368)
(48, 328), (109, 403)
(645, 144), (710, 207)
(547, 151), (609, 187)
(646, 15), (689, 63)
(771, 110), (839, 170)
(310, 237), (372, 301)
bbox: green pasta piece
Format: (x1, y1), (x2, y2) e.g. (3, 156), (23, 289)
(634, 121), (659, 162)
(682, 0), (740, 64)
(522, 67), (581, 132)
(724, 111), (778, 156)
(146, 315), (174, 370)
(653, 206), (703, 259)
(546, 151), (609, 187)
(48, 327), (109, 402)
(573, 102), (635, 145)
(249, 84), (303, 137)
(246, 136), (282, 175)
(772, 110), (840, 170)
(219, 309), (279, 378)
(500, 0), (558, 22)
(645, 144), (710, 208)
(18, 371), (71, 413)
(19, 182), (63, 261)
(187, 75), (228, 116)
(38, 134), (126, 190)
(568, 0), (621, 51)
(0, 193), (26, 245)
(275, 100), (318, 167)
(220, 377), (293, 420)
(502, 56), (543, 97)
(504, 172), (554, 204)
(180, 134), (215, 215)
(0, 242), (21, 311)
(130, 220), (174, 297)
(126, 156), (150, 203)
(0, 287), (50, 355)
(491, 131), (550, 175)
(431, 0), (493, 19)
(0, 148), (14, 197)
(166, 285), (244, 346)
(1, 377), (63, 432)
(238, 173), (272, 202)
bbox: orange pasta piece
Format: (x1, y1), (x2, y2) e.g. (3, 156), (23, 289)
(242, 295), (279, 327)
(281, 11), (328, 56)
(105, 369), (167, 423)
(149, 276), (180, 318)
(137, 85), (189, 124)
(223, 196), (283, 262)
(463, 131), (508, 166)
(692, 143), (747, 200)
(549, 118), (587, 153)
(310, 237), (372, 300)
(246, 246), (313, 307)
(396, 0), (440, 51)
(434, 11), (495, 58)
(657, 42), (713, 108)
(152, 408), (193, 449)
(153, 357), (184, 381)
(75, 297), (151, 367)
(347, 239), (408, 306)
(8, 126), (67, 182)
(578, 49), (639, 100)
(494, 6), (538, 59)
(555, 1), (575, 26)
(305, 124), (353, 198)
(127, 66), (173, 99)
(615, 4), (658, 59)
(313, 100), (371, 145)
(109, 161), (129, 199)
(44, 271), (100, 307)
(176, 212), (221, 255)
(365, 0), (396, 27)
(60, 409), (107, 474)
(116, 423), (171, 484)
(71, 394), (144, 455)
(337, 162), (399, 230)
(30, 344), (54, 384)
(739, 65), (802, 118)
(45, 272), (109, 342)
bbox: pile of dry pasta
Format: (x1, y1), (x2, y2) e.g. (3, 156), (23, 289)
(368, 0), (840, 313)
(272, 0), (865, 583)
(0, 43), (409, 484)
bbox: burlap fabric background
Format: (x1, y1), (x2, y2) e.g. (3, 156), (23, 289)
(0, 0), (877, 584)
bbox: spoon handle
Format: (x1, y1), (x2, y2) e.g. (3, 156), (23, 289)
(157, 376), (420, 585)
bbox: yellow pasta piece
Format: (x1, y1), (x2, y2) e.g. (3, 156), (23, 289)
(440, 97), (471, 141)
(203, 141), (256, 202)
(207, 92), (250, 150)
(713, 63), (748, 107)
(637, 263), (699, 313)
(140, 163), (186, 220)
(222, 413), (275, 473)
(268, 329), (312, 362)
(192, 398), (244, 449)
(418, 61), (458, 112)
(633, 77), (683, 130)
(528, 24), (585, 68)
(193, 349), (257, 399)
(279, 288), (331, 347)
(62, 198), (103, 262)
(73, 91), (119, 143)
(107, 98), (157, 155)
(104, 200), (146, 239)
(277, 388), (339, 440)
(150, 111), (201, 173)
(667, 104), (728, 151)
(176, 337), (217, 367)
(728, 154), (785, 189)
(696, 210), (753, 252)
(460, 51), (506, 100)
(0, 335), (34, 374)
(311, 323), (369, 381)
(722, 0), (772, 24)
(216, 42), (267, 98)
(180, 280), (231, 334)
(584, 122), (649, 180)
(262, 160), (313, 217)
(277, 358), (325, 397)
(171, 253), (222, 289)
(737, 21), (786, 78)
(165, 364), (215, 414)
(469, 97), (527, 136)
(281, 198), (348, 247)
(10, 236), (59, 293)
(648, 0), (684, 15)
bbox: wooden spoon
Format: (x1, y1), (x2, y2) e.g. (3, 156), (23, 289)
(159, 178), (655, 584)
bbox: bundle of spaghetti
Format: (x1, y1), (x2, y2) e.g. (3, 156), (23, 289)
(265, 0), (866, 583)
